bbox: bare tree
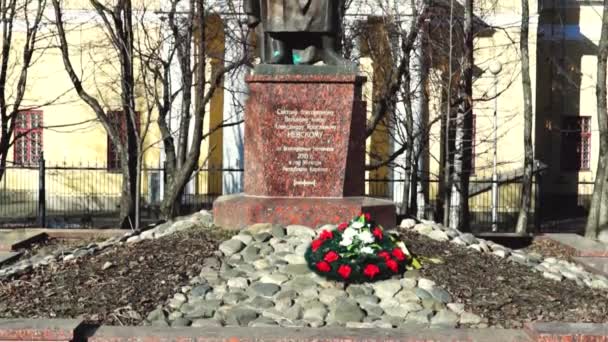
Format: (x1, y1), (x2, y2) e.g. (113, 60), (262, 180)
(52, 0), (140, 229)
(0, 0), (45, 181)
(515, 0), (533, 233)
(448, 0), (474, 230)
(586, 0), (608, 239)
(138, 0), (250, 219)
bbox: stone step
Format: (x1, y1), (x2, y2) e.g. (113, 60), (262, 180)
(0, 251), (22, 267)
(543, 233), (608, 257)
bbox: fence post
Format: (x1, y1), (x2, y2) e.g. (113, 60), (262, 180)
(38, 152), (46, 227)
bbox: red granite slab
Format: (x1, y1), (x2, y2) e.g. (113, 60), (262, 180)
(214, 194), (396, 230)
(525, 322), (608, 341)
(244, 73), (366, 198)
(0, 319), (82, 341)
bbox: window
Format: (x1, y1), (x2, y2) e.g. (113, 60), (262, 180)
(561, 116), (591, 171)
(107, 110), (139, 170)
(14, 110), (43, 166)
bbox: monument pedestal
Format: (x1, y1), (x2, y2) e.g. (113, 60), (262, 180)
(214, 65), (396, 229)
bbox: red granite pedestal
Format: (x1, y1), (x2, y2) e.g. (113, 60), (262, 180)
(214, 65), (396, 230)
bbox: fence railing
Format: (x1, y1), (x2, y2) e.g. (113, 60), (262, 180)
(0, 158), (596, 231)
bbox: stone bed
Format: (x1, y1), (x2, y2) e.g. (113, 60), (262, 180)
(144, 223), (486, 329)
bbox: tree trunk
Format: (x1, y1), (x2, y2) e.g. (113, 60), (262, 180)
(516, 0), (534, 234)
(449, 0), (473, 230)
(586, 0), (608, 239)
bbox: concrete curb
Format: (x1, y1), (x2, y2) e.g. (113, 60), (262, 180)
(5, 319), (608, 342)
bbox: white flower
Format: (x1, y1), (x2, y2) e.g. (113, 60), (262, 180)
(342, 227), (358, 239)
(397, 241), (411, 256)
(351, 221), (364, 229)
(358, 231), (375, 244)
(360, 246), (374, 254)
(340, 237), (353, 246)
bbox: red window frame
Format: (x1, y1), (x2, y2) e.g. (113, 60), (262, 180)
(107, 110), (140, 171)
(561, 116), (591, 171)
(13, 110), (43, 167)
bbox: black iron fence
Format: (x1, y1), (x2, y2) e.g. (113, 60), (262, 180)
(0, 158), (596, 231)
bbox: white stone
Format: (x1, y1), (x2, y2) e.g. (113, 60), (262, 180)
(400, 219), (417, 229)
(542, 271), (563, 282)
(227, 277), (249, 289)
(492, 250), (507, 258)
(468, 244), (483, 252)
(126, 235), (141, 244)
(459, 312), (482, 325)
(417, 278), (436, 291)
(233, 234), (254, 245)
(598, 230), (608, 244)
(451, 237), (467, 246)
(447, 303), (465, 314)
(101, 261), (113, 270)
(414, 224), (434, 235)
(284, 254), (306, 264)
(372, 280), (402, 299)
(428, 230), (449, 242)
(286, 225), (316, 237)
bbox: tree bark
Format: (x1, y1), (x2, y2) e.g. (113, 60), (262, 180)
(586, 0), (608, 239)
(449, 0), (473, 230)
(516, 0), (534, 234)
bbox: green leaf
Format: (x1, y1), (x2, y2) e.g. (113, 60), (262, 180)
(411, 258), (422, 269)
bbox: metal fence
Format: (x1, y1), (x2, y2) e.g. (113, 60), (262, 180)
(0, 160), (239, 228)
(0, 159), (596, 231)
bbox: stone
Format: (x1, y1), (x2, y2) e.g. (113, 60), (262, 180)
(254, 232), (273, 242)
(421, 298), (444, 311)
(355, 294), (380, 306)
(126, 236), (141, 244)
(414, 224), (433, 235)
(223, 291), (249, 305)
(447, 303), (465, 314)
(233, 231), (253, 245)
(401, 278), (417, 289)
(272, 225), (287, 238)
(283, 264), (310, 275)
(219, 239), (245, 256)
(250, 282), (281, 297)
(414, 288), (432, 301)
(395, 289), (420, 303)
(431, 309), (459, 328)
(284, 254), (306, 264)
(170, 317), (191, 327)
(181, 300), (222, 319)
(417, 278), (436, 291)
(249, 317), (278, 327)
(274, 297), (294, 312)
(191, 319), (222, 328)
(260, 273), (290, 285)
(492, 250), (508, 258)
(542, 271), (563, 282)
(346, 284), (373, 297)
(406, 308), (433, 325)
(146, 307), (167, 322)
(283, 303), (304, 321)
(225, 307), (259, 326)
(372, 279), (402, 299)
(286, 225), (316, 237)
(327, 299), (364, 324)
(319, 288), (347, 305)
(253, 259), (271, 270)
(167, 311), (184, 320)
(101, 261), (113, 270)
(241, 245), (260, 262)
(246, 223), (274, 234)
(283, 276), (317, 292)
(460, 233), (478, 245)
(451, 237), (467, 246)
(429, 287), (452, 303)
(428, 230), (450, 242)
(227, 277), (250, 290)
(459, 312), (482, 325)
(249, 296), (276, 309)
(400, 218), (417, 229)
(275, 289), (298, 301)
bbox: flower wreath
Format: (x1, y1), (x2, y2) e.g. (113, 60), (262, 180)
(304, 213), (419, 283)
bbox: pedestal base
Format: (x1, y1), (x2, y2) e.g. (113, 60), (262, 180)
(213, 194), (396, 230)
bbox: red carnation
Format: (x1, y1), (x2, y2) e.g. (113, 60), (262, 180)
(386, 259), (399, 273)
(338, 264), (352, 279)
(363, 212), (371, 221)
(324, 251), (340, 263)
(319, 230), (333, 241)
(337, 222), (348, 231)
(363, 264), (380, 279)
(378, 251), (391, 261)
(311, 239), (323, 252)
(392, 247), (406, 261)
(316, 261), (331, 272)
(372, 227), (383, 240)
